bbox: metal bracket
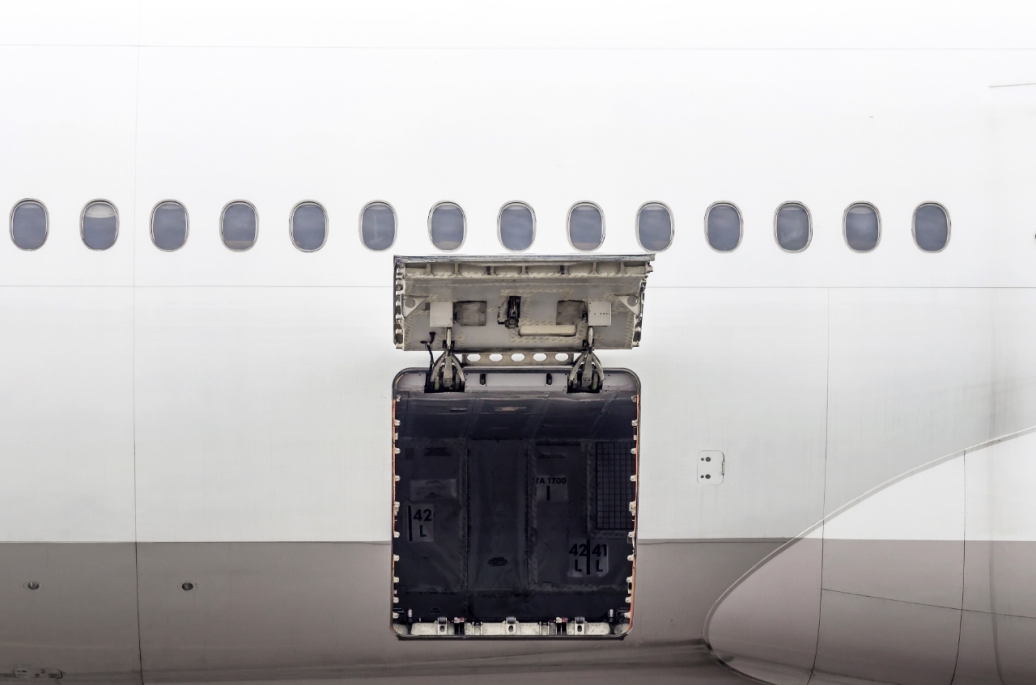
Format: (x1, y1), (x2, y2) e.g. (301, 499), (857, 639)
(617, 293), (642, 316)
(425, 328), (466, 393)
(400, 296), (425, 319)
(568, 327), (604, 393)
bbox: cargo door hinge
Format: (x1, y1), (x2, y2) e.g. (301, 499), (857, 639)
(424, 328), (465, 393)
(568, 327), (604, 394)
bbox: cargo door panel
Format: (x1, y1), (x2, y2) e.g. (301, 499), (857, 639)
(394, 256), (653, 354)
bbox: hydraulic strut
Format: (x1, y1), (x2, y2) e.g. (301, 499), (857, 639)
(425, 328), (465, 393)
(568, 327), (604, 393)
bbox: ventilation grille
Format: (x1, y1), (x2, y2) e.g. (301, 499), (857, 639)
(595, 441), (636, 531)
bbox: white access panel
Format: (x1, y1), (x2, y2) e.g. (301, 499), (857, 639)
(0, 288), (135, 542)
(634, 287), (828, 541)
(990, 289), (1036, 438)
(133, 286), (407, 542)
(825, 288), (994, 516)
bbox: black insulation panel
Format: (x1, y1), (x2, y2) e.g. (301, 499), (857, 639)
(393, 380), (637, 625)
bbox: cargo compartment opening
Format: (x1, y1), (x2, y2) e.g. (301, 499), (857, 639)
(391, 368), (639, 638)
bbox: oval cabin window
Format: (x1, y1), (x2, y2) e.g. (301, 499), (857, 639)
(360, 202), (396, 251)
(637, 202), (672, 251)
(499, 202), (535, 251)
(151, 201), (189, 251)
(774, 202), (811, 252)
(706, 202), (742, 252)
(568, 202), (604, 251)
(844, 203), (880, 252)
(81, 200), (118, 250)
(913, 203), (949, 252)
(290, 201), (327, 252)
(221, 201), (258, 251)
(429, 202), (465, 251)
(10, 200), (48, 250)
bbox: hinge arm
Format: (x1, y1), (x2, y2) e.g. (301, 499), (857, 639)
(425, 327), (465, 393)
(568, 327), (603, 393)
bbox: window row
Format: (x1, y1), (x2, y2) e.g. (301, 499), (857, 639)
(7, 199), (949, 254)
(706, 201), (950, 253)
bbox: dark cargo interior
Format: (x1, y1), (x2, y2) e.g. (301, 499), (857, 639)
(391, 369), (639, 636)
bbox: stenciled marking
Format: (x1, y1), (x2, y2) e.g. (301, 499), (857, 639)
(536, 475), (569, 503)
(568, 539), (609, 577)
(407, 504), (434, 542)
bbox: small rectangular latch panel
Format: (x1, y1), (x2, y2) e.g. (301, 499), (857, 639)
(697, 451), (724, 485)
(428, 301), (453, 329)
(587, 300), (612, 327)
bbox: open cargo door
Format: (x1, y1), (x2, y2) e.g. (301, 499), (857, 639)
(390, 256), (652, 638)
(394, 255), (651, 393)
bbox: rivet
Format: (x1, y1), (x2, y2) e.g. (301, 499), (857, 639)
(27, 581), (40, 591)
(181, 582), (194, 591)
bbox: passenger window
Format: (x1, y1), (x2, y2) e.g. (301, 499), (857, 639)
(429, 202), (465, 251)
(568, 202), (604, 251)
(636, 202), (672, 251)
(290, 201), (327, 252)
(360, 201), (396, 251)
(705, 202), (742, 252)
(774, 202), (811, 252)
(498, 202), (535, 251)
(844, 203), (880, 252)
(81, 200), (118, 250)
(913, 203), (949, 252)
(151, 201), (189, 251)
(221, 201), (258, 251)
(10, 200), (48, 250)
